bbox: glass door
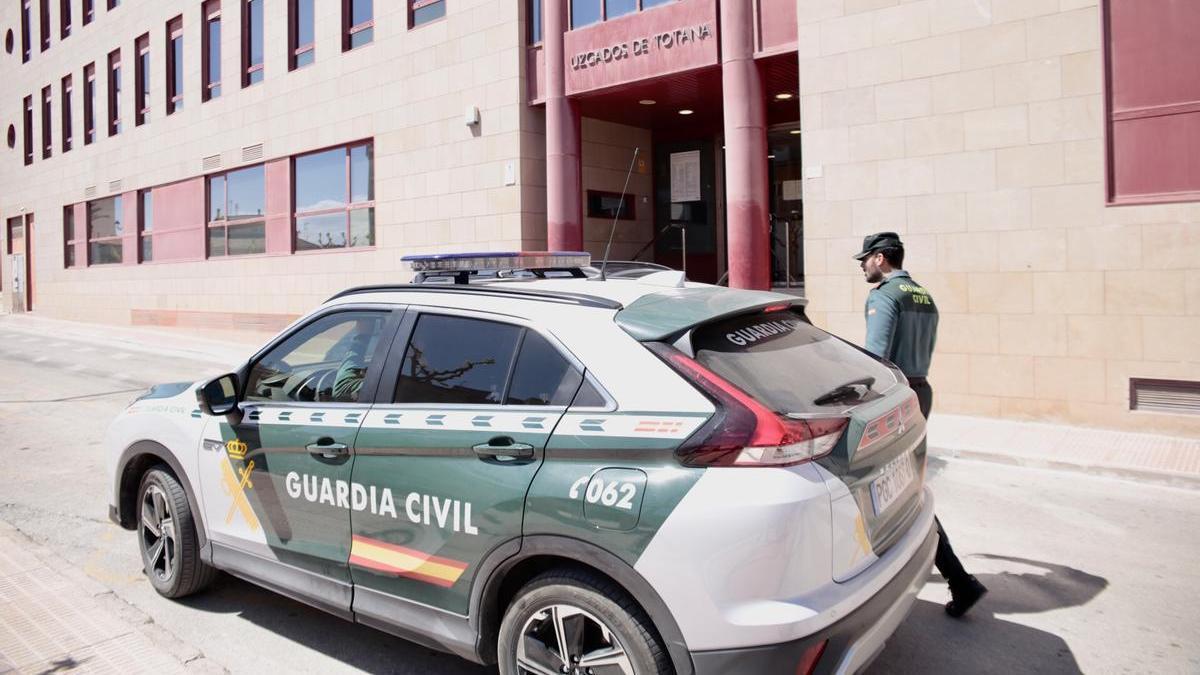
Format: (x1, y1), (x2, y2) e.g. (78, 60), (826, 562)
(768, 127), (803, 292)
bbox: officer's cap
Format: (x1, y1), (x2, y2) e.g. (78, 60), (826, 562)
(853, 232), (903, 261)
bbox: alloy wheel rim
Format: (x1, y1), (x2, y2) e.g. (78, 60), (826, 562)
(516, 603), (634, 675)
(140, 485), (177, 582)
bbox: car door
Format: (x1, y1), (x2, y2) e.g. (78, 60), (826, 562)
(349, 308), (583, 627)
(197, 305), (401, 618)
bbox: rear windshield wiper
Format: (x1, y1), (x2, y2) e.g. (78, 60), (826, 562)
(812, 377), (875, 406)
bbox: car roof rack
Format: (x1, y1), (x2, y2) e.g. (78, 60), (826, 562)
(326, 283), (624, 310)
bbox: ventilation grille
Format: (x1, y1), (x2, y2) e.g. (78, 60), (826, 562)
(84, 185), (97, 198)
(242, 143), (263, 162)
(202, 153), (221, 171)
(1131, 378), (1200, 415)
(108, 179), (122, 193)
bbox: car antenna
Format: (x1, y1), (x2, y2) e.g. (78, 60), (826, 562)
(595, 146), (639, 282)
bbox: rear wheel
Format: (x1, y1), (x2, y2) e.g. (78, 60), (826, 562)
(137, 467), (217, 598)
(497, 569), (671, 675)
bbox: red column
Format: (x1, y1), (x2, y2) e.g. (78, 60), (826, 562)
(544, 0), (582, 251)
(720, 0), (770, 290)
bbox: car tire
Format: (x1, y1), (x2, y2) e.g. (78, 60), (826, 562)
(497, 568), (672, 675)
(137, 467), (217, 598)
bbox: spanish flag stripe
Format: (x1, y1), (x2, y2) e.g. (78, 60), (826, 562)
(349, 536), (468, 587)
(351, 535), (468, 571)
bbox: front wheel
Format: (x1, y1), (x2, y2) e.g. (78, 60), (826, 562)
(137, 467), (217, 598)
(497, 569), (672, 675)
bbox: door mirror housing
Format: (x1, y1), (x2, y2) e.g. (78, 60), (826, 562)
(197, 373), (241, 416)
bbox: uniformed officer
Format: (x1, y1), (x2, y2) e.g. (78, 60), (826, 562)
(855, 232), (988, 618)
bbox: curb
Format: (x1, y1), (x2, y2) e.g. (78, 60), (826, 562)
(930, 446), (1200, 490)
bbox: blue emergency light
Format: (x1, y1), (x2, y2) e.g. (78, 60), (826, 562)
(401, 251), (591, 273)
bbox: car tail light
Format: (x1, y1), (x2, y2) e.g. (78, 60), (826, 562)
(857, 390), (920, 456)
(796, 639), (828, 675)
(647, 343), (847, 467)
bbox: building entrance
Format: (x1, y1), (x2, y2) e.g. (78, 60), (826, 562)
(768, 126), (804, 293)
(651, 138), (721, 283)
(6, 214), (33, 313)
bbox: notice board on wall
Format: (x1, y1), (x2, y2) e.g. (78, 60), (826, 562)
(670, 150), (701, 202)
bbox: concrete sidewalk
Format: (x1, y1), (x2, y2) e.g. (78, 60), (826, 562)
(3, 312), (1198, 487)
(0, 520), (222, 674)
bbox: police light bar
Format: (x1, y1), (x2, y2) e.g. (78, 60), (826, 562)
(401, 251), (591, 273)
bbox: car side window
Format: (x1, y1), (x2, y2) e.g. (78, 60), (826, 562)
(394, 314), (522, 405)
(245, 311), (387, 404)
(507, 331), (582, 406)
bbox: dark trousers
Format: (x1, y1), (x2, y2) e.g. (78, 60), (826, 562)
(911, 377), (972, 586)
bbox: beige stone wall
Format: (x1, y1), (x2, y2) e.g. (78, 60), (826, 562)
(581, 118), (654, 262)
(0, 0), (533, 323)
(797, 0), (1200, 435)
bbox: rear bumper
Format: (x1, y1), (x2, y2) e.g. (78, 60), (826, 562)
(691, 505), (938, 674)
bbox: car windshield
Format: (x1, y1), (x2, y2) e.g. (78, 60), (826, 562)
(690, 310), (898, 414)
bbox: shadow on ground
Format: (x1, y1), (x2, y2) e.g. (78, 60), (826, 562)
(868, 555), (1107, 674)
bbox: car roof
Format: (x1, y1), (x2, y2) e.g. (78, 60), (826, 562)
(325, 275), (804, 341)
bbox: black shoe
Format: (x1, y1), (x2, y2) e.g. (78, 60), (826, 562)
(945, 576), (988, 618)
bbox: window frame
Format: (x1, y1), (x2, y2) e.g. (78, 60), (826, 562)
(292, 140), (376, 252)
(21, 0), (31, 62)
(106, 49), (121, 136)
(60, 74), (72, 152)
(83, 62), (95, 144)
(289, 0), (315, 70)
(166, 16), (183, 114)
(201, 1), (221, 101)
(241, 0), (263, 87)
(39, 0), (50, 51)
(343, 0), (374, 49)
(409, 0), (445, 29)
(242, 306), (399, 405)
(206, 164), (267, 258)
(23, 95), (33, 165)
(388, 308), (586, 409)
(64, 204), (78, 268)
(86, 194), (124, 266)
(60, 0), (71, 38)
(40, 85), (52, 159)
(81, 0), (92, 25)
(134, 33), (149, 126)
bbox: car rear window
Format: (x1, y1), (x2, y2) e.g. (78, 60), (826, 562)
(690, 310), (898, 414)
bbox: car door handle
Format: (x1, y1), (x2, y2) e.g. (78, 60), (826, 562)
(472, 437), (535, 461)
(306, 438), (349, 458)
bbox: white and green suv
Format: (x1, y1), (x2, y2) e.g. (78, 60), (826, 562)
(106, 253), (938, 675)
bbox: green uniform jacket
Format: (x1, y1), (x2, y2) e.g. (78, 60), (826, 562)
(864, 270), (938, 378)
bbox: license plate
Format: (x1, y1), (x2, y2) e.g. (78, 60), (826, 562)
(870, 452), (917, 516)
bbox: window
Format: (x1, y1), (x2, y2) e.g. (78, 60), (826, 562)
(21, 0), (31, 62)
(166, 17), (183, 114)
(395, 315), (522, 405)
(106, 0), (117, 8)
(39, 0), (50, 51)
(60, 0), (71, 38)
(61, 75), (72, 152)
(587, 190), (635, 220)
(528, 0), (541, 44)
(394, 315), (581, 406)
(138, 189), (152, 262)
(289, 0), (314, 69)
(506, 332), (582, 405)
(571, 0), (674, 28)
(344, 0), (373, 48)
(246, 311), (388, 403)
(82, 0), (93, 26)
(294, 142), (375, 250)
(107, 49), (120, 136)
(87, 195), (123, 265)
(242, 0), (263, 87)
(83, 62), (95, 144)
(1104, 0), (1200, 204)
(202, 1), (221, 101)
(134, 34), (149, 126)
(23, 95), (33, 165)
(41, 86), (51, 159)
(207, 164), (266, 257)
(64, 205), (78, 267)
(570, 0), (599, 28)
(409, 0), (443, 28)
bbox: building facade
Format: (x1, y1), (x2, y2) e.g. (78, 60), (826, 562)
(1, 0), (1197, 435)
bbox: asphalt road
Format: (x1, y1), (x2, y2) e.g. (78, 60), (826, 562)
(1, 322), (1197, 674)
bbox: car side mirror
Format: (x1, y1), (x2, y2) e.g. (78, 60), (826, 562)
(197, 373), (241, 416)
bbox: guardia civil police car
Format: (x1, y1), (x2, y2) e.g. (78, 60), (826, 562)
(106, 252), (938, 675)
